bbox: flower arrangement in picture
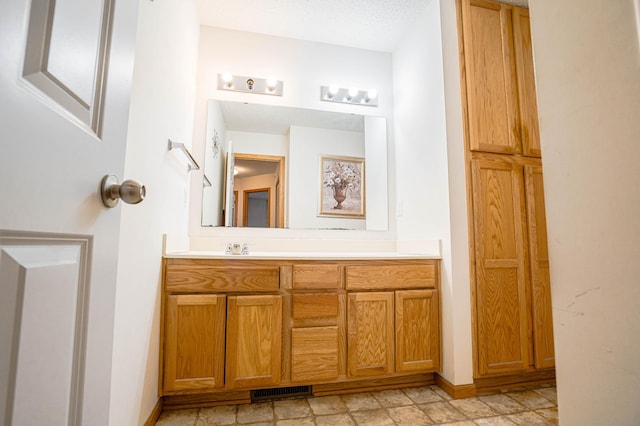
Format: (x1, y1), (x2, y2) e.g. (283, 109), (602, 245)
(323, 161), (361, 192)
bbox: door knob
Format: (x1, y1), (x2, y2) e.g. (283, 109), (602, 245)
(100, 174), (146, 208)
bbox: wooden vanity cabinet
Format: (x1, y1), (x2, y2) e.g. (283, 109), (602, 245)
(161, 259), (281, 395)
(161, 257), (441, 402)
(346, 261), (441, 378)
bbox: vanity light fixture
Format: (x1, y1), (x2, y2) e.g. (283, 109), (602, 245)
(320, 85), (379, 107)
(217, 73), (283, 96)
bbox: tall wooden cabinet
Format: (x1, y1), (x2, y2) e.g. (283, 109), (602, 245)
(458, 0), (554, 382)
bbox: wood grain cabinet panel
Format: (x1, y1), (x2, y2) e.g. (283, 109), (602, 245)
(292, 264), (341, 289)
(396, 290), (441, 372)
(525, 165), (555, 368)
(165, 262), (279, 293)
(462, 0), (520, 154)
(163, 294), (226, 392)
(292, 293), (339, 319)
(291, 326), (339, 382)
(513, 8), (541, 157)
(347, 292), (395, 377)
(345, 262), (437, 290)
(226, 295), (282, 389)
(471, 157), (529, 376)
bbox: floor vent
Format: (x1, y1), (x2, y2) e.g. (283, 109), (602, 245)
(251, 385), (312, 402)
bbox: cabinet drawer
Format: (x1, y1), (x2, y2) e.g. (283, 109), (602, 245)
(291, 327), (339, 382)
(165, 264), (279, 293)
(293, 264), (341, 289)
(292, 293), (339, 319)
(345, 262), (437, 290)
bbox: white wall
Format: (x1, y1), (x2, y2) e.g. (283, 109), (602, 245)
(188, 26), (396, 244)
(289, 126), (365, 230)
(393, 0), (473, 385)
(529, 0), (640, 423)
(202, 100), (227, 226)
(109, 0), (200, 424)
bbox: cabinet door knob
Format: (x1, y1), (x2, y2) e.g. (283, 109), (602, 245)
(100, 174), (146, 208)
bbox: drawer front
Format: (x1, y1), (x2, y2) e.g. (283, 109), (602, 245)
(293, 264), (341, 289)
(165, 265), (279, 293)
(291, 326), (339, 382)
(292, 293), (339, 320)
(345, 262), (437, 290)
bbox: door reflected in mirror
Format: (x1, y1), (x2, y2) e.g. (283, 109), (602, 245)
(201, 99), (388, 230)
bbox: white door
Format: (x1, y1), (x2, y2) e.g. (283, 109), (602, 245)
(0, 0), (139, 425)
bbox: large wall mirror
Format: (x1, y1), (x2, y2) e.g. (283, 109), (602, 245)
(201, 99), (388, 231)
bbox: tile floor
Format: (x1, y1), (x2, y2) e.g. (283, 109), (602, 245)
(156, 384), (558, 425)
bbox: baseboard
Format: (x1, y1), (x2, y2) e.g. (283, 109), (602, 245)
(143, 398), (163, 426)
(473, 368), (556, 394)
(434, 374), (477, 399)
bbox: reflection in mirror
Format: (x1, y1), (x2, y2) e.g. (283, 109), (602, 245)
(201, 100), (388, 230)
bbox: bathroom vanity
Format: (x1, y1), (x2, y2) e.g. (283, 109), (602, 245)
(159, 253), (441, 408)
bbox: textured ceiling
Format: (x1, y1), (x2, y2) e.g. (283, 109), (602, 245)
(196, 0), (529, 52)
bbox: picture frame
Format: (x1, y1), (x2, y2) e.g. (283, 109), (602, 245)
(319, 155), (365, 217)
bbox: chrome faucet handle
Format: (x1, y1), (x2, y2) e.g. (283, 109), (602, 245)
(225, 243), (233, 255)
(241, 243), (249, 255)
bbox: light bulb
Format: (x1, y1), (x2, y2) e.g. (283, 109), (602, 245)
(222, 72), (233, 87)
(329, 85), (339, 95)
(266, 76), (277, 91)
(348, 87), (359, 98)
(367, 88), (378, 100)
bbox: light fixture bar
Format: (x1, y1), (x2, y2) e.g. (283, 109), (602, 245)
(217, 73), (283, 96)
(320, 85), (379, 107)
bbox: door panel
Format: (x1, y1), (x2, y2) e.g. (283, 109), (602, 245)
(471, 158), (529, 375)
(226, 295), (282, 389)
(347, 292), (394, 377)
(164, 295), (226, 392)
(524, 165), (555, 368)
(0, 0), (138, 422)
(396, 290), (440, 372)
(513, 8), (541, 157)
(462, 0), (520, 154)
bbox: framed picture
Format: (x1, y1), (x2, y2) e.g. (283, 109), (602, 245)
(319, 155), (365, 217)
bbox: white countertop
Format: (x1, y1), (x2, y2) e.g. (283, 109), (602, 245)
(164, 251), (440, 260)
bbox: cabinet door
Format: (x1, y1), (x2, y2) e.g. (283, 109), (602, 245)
(524, 165), (555, 368)
(163, 294), (226, 392)
(462, 0), (520, 154)
(226, 295), (282, 389)
(396, 290), (440, 372)
(347, 292), (394, 377)
(513, 7), (541, 157)
(471, 157), (529, 376)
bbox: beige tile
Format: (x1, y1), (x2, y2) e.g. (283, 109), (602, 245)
(419, 401), (467, 423)
(341, 392), (382, 412)
(156, 408), (198, 426)
(438, 421), (476, 426)
(479, 394), (527, 415)
(241, 422), (274, 426)
(276, 417), (315, 426)
(506, 411), (552, 425)
(535, 407), (559, 425)
(371, 388), (414, 407)
(533, 387), (558, 403)
(307, 395), (348, 415)
(273, 398), (312, 420)
(350, 408), (395, 426)
(403, 386), (444, 404)
(195, 405), (236, 425)
(236, 402), (274, 424)
(474, 416), (518, 425)
(315, 413), (356, 426)
(507, 390), (555, 410)
(449, 397), (497, 418)
(387, 405), (434, 425)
